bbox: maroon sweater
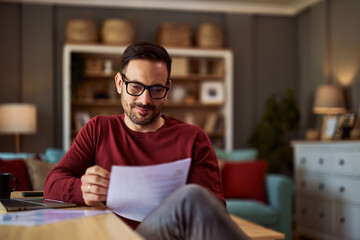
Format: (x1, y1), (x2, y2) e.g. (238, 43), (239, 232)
(44, 114), (224, 228)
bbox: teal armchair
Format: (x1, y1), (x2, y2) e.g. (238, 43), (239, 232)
(215, 148), (294, 240)
(226, 174), (293, 240)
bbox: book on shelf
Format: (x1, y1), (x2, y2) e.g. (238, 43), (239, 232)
(204, 113), (223, 134)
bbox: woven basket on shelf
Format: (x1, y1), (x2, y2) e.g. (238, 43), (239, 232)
(65, 19), (98, 44)
(157, 23), (192, 47)
(101, 19), (135, 45)
(196, 23), (224, 49)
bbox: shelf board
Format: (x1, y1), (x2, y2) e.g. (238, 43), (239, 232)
(171, 74), (224, 81)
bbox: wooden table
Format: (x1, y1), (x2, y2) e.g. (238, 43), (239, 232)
(230, 215), (284, 240)
(0, 192), (284, 240)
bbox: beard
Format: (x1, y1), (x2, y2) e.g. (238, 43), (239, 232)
(121, 94), (164, 126)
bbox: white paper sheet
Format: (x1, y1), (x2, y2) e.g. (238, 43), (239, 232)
(106, 158), (191, 222)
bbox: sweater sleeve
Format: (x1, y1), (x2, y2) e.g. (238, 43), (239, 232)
(43, 117), (98, 205)
(188, 129), (225, 206)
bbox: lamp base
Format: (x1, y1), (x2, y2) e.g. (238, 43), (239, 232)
(15, 133), (20, 153)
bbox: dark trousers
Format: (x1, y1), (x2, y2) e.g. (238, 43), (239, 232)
(136, 184), (250, 240)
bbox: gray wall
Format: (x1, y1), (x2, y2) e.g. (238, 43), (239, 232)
(0, 3), (21, 152)
(0, 3), (54, 153)
(1, 0), (359, 153)
(331, 0), (360, 111)
(297, 0), (360, 137)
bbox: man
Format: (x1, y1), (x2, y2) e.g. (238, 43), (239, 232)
(44, 42), (249, 240)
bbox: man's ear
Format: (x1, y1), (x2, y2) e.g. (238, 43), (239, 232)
(115, 72), (122, 94)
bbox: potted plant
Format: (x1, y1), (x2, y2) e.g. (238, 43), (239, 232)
(248, 88), (300, 175)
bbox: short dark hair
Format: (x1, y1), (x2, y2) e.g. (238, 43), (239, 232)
(121, 42), (172, 84)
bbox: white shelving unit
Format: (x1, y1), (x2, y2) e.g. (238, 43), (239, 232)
(63, 44), (233, 151)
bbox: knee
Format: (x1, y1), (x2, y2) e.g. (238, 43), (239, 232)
(176, 184), (210, 202)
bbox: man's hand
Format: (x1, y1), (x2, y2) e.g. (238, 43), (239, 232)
(81, 165), (110, 206)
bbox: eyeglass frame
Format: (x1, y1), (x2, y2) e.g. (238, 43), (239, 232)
(121, 72), (170, 99)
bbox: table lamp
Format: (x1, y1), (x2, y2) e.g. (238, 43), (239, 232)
(313, 84), (346, 140)
(0, 103), (37, 153)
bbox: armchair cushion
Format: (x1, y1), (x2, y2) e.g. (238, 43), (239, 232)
(25, 158), (56, 190)
(221, 160), (267, 203)
(226, 199), (278, 226)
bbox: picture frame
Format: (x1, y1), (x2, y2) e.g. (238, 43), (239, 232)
(200, 81), (224, 104)
(334, 112), (357, 139)
(320, 115), (338, 140)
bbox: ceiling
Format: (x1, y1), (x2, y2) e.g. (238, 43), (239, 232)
(2, 0), (324, 15)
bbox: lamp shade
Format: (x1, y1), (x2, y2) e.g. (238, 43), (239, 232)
(313, 85), (346, 115)
(0, 104), (37, 134)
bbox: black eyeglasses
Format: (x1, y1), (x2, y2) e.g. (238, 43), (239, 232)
(121, 73), (169, 99)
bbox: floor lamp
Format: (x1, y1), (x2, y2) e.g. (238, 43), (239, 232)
(0, 103), (37, 153)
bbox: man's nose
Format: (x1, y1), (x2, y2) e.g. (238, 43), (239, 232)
(137, 89), (152, 104)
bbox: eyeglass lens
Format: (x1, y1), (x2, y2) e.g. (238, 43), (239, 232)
(127, 82), (167, 99)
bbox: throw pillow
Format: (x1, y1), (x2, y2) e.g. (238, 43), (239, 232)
(221, 160), (267, 203)
(0, 158), (33, 191)
(25, 158), (57, 190)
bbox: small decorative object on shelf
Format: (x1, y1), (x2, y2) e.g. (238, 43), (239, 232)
(157, 23), (192, 47)
(200, 81), (224, 104)
(320, 115), (338, 140)
(203, 113), (218, 134)
(196, 23), (224, 49)
(305, 128), (320, 140)
(85, 58), (103, 75)
(65, 19), (97, 44)
(101, 19), (135, 45)
(171, 57), (189, 77)
(104, 59), (113, 75)
(334, 112), (357, 139)
(74, 112), (91, 132)
(170, 85), (187, 103)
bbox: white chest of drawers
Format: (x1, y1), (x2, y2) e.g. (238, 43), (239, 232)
(292, 141), (360, 240)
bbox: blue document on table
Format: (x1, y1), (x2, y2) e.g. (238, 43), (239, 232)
(0, 209), (109, 226)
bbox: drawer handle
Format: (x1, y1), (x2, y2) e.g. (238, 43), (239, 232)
(318, 158), (324, 165)
(319, 212), (324, 219)
(300, 158), (306, 164)
(339, 159), (345, 166)
(339, 186), (345, 193)
(340, 217), (346, 224)
(318, 183), (324, 190)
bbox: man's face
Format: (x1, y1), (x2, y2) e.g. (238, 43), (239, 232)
(115, 59), (169, 129)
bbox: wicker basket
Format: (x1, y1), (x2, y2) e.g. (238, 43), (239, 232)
(157, 23), (192, 47)
(101, 19), (135, 45)
(196, 23), (224, 49)
(65, 19), (98, 44)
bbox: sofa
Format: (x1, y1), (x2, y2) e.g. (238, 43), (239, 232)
(216, 148), (294, 240)
(0, 148), (65, 191)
